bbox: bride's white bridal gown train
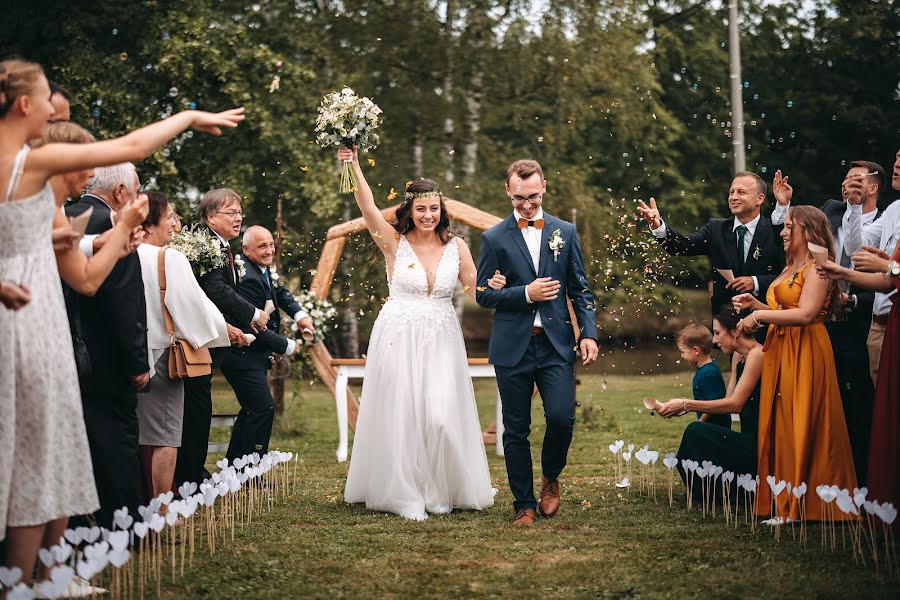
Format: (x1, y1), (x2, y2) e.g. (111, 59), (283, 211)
(344, 235), (495, 520)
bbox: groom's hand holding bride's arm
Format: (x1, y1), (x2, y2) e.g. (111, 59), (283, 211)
(338, 147), (399, 257)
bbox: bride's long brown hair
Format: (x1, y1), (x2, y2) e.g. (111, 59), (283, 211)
(788, 205), (841, 320)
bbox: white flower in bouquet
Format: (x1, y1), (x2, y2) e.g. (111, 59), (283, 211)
(169, 225), (228, 277)
(314, 87), (382, 193)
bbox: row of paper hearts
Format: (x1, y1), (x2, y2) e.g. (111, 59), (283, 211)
(0, 450), (295, 600)
(608, 441), (898, 525)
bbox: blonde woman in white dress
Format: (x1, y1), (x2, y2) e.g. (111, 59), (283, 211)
(0, 58), (243, 588)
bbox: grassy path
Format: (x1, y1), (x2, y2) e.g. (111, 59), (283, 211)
(155, 373), (897, 599)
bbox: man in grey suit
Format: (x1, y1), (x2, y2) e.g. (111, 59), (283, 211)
(476, 159), (599, 526)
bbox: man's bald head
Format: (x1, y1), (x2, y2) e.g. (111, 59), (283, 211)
(242, 225), (276, 267)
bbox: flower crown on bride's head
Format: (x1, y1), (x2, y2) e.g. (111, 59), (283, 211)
(404, 189), (443, 201)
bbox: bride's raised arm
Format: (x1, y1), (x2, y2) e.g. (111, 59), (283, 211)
(338, 147), (399, 258)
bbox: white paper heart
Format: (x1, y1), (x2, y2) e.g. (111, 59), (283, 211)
(878, 502), (897, 525)
(76, 560), (96, 582)
(615, 477), (630, 488)
(6, 582), (34, 600)
(216, 458), (229, 470)
(663, 456), (677, 470)
(63, 529), (80, 545)
(133, 522), (149, 539)
(49, 564), (74, 589)
(149, 514), (165, 533)
(85, 527), (100, 544)
(38, 547), (56, 568)
(108, 531), (129, 551)
(0, 566), (23, 587)
(108, 549), (130, 568)
(52, 543), (72, 565)
(723, 471), (735, 483)
(772, 480), (786, 496)
(696, 466), (708, 478)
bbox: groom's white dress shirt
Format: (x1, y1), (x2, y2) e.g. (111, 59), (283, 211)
(517, 208), (544, 328)
(251, 262), (311, 356)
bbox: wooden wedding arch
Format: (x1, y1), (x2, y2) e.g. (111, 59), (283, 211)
(304, 198), (505, 440)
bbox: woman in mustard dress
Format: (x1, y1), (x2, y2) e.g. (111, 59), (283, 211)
(733, 206), (856, 521)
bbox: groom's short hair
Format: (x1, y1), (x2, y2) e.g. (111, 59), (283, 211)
(506, 159), (544, 184)
(200, 188), (242, 225)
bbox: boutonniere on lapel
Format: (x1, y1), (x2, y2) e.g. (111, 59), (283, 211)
(549, 229), (565, 262)
(234, 254), (247, 279)
(752, 245), (761, 261)
(269, 265), (280, 284)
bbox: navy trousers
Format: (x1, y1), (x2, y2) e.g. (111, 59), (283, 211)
(221, 359), (275, 462)
(495, 331), (576, 512)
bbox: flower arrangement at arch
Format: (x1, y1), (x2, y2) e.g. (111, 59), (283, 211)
(290, 290), (338, 345)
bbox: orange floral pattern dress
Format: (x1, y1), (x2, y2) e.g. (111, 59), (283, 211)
(756, 261), (857, 520)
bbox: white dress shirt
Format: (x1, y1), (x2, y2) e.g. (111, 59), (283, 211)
(212, 230), (262, 325)
(517, 208), (544, 328)
(835, 204), (877, 263)
(137, 244), (230, 377)
(651, 213), (761, 294)
(861, 200), (900, 316)
(253, 262), (311, 356)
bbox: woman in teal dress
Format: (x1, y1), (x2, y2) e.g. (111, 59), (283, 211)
(658, 306), (763, 488)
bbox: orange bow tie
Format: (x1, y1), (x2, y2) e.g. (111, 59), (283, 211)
(518, 218), (544, 229)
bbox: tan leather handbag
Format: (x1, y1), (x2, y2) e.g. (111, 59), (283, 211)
(158, 247), (212, 378)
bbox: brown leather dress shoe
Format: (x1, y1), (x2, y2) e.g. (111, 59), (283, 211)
(539, 476), (561, 518)
(512, 508), (537, 526)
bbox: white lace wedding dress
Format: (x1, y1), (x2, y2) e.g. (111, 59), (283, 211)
(344, 235), (495, 520)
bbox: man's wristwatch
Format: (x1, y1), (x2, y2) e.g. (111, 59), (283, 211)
(886, 260), (900, 280)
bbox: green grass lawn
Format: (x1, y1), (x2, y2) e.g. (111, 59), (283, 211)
(156, 372), (898, 599)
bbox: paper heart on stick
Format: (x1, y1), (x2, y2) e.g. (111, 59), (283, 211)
(663, 456), (677, 470)
(108, 549), (130, 568)
(216, 458), (229, 470)
(0, 565), (23, 587)
(608, 443), (619, 454)
(816, 485), (837, 503)
(878, 503), (897, 525)
(835, 494), (858, 515)
(792, 482), (807, 499)
(695, 466), (708, 478)
(622, 451), (632, 462)
(853, 487), (867, 507)
(165, 510), (179, 527)
(52, 543), (72, 565)
(149, 514), (165, 533)
(84, 526), (101, 544)
(38, 548), (56, 568)
(133, 522), (149, 539)
(615, 477), (630, 488)
(83, 541), (109, 562)
(108, 531), (129, 551)
(722, 471), (735, 483)
(63, 529), (81, 545)
(772, 480), (787, 496)
(159, 491), (174, 505)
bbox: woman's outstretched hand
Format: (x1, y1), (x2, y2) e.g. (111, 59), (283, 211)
(190, 107), (246, 136)
(657, 399), (687, 419)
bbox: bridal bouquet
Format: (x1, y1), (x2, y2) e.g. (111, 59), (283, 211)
(314, 87), (382, 193)
(291, 290), (338, 344)
(169, 224), (228, 277)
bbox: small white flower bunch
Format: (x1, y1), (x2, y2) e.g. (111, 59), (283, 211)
(169, 225), (228, 277)
(234, 254), (247, 279)
(291, 290), (338, 343)
(548, 229), (565, 262)
(269, 265), (280, 283)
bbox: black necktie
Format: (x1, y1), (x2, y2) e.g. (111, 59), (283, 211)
(736, 225), (748, 271)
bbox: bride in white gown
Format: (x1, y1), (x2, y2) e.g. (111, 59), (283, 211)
(339, 147), (496, 520)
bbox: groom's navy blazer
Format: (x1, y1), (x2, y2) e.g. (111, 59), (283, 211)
(476, 213), (597, 368)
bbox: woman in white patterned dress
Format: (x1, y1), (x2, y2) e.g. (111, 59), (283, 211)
(338, 147), (497, 520)
(0, 58), (243, 585)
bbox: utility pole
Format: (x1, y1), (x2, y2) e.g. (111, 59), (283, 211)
(727, 0), (746, 174)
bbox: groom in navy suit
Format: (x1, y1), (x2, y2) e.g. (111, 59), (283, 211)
(477, 159), (599, 526)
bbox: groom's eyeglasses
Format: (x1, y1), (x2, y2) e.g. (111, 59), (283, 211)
(511, 194), (542, 206)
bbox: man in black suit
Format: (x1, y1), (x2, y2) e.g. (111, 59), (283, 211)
(637, 171), (785, 319)
(65, 163), (149, 528)
(174, 188), (266, 486)
(769, 161), (887, 482)
(222, 225), (313, 461)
